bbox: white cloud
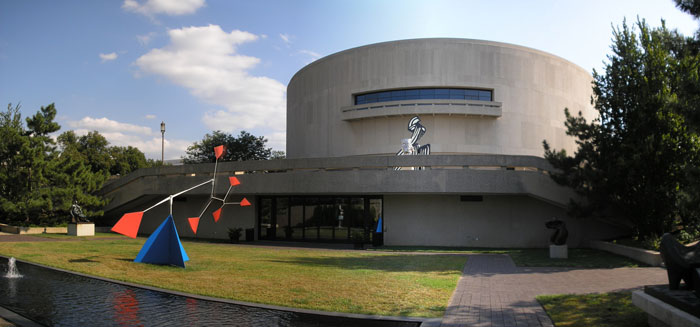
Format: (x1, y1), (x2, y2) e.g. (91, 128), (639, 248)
(122, 0), (205, 16)
(70, 117), (191, 160)
(145, 114), (156, 119)
(69, 117), (153, 135)
(299, 49), (321, 60)
(266, 132), (286, 151)
(279, 33), (291, 44)
(99, 52), (118, 62)
(137, 32), (157, 45)
(134, 24), (287, 136)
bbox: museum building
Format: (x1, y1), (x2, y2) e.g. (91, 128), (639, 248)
(102, 38), (625, 247)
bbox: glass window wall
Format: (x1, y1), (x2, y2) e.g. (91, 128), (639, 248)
(355, 88), (492, 105)
(258, 196), (382, 243)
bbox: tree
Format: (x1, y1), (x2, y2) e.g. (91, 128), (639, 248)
(271, 150), (286, 159)
(0, 104), (122, 225)
(108, 146), (149, 176)
(0, 103), (63, 224)
(58, 130), (151, 176)
(543, 19), (700, 239)
(676, 0), (700, 20)
(183, 130), (272, 163)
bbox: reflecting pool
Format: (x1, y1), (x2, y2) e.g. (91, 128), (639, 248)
(0, 257), (420, 327)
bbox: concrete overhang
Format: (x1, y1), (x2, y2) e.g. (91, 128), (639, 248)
(100, 155), (577, 214)
(340, 99), (502, 121)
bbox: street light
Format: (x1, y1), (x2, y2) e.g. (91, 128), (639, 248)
(160, 121), (165, 164)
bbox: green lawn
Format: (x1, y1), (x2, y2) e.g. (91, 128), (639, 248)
(371, 246), (644, 268)
(0, 236), (465, 317)
(30, 232), (120, 239)
(537, 292), (646, 327)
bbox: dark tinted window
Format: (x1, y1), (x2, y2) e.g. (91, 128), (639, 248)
(355, 88), (492, 104)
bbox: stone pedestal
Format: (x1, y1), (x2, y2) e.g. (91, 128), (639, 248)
(633, 287), (700, 327)
(549, 244), (568, 259)
(68, 223), (94, 236)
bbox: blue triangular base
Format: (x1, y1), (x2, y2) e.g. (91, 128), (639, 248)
(376, 216), (383, 233)
(134, 215), (189, 268)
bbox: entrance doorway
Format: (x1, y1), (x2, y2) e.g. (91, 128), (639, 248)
(257, 196), (383, 244)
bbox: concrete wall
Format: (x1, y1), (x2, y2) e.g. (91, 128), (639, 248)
(384, 195), (623, 248)
(287, 38), (596, 159)
(100, 155), (578, 215)
(130, 195), (256, 241)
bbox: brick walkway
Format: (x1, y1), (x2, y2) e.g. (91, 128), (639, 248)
(440, 254), (667, 327)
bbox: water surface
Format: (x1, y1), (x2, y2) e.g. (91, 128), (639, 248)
(0, 258), (420, 327)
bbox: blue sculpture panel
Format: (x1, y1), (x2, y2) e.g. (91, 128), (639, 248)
(134, 215), (189, 268)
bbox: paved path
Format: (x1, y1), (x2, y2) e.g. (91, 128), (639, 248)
(440, 254), (667, 327)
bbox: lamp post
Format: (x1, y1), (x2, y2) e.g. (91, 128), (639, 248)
(160, 121), (165, 164)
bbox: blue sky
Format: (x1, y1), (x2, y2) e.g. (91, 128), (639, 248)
(0, 0), (697, 160)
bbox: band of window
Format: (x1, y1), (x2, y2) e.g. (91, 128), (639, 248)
(355, 88), (492, 105)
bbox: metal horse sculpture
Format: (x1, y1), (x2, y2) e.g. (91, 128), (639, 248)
(545, 218), (568, 245)
(659, 233), (700, 294)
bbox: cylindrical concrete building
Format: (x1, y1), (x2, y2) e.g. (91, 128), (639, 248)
(287, 38), (596, 158)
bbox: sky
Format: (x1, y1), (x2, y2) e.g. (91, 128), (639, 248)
(0, 0), (698, 160)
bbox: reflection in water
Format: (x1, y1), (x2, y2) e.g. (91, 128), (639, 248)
(113, 289), (141, 326)
(186, 297), (198, 326)
(6, 277), (17, 299)
(0, 257), (419, 327)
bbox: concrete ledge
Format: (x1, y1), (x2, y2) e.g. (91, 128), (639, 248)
(589, 240), (663, 266)
(0, 224), (67, 235)
(633, 290), (700, 327)
(340, 99), (502, 121)
(0, 305), (44, 327)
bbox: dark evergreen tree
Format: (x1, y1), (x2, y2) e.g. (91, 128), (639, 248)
(0, 104), (112, 225)
(543, 19), (700, 239)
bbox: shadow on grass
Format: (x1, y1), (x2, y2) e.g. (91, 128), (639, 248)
(68, 256), (100, 263)
(266, 254), (466, 273)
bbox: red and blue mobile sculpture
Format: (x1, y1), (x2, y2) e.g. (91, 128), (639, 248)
(111, 145), (251, 268)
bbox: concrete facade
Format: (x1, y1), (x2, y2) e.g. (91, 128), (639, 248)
(287, 38), (596, 158)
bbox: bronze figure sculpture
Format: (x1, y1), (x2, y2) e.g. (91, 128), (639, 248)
(659, 233), (700, 294)
(545, 218), (568, 245)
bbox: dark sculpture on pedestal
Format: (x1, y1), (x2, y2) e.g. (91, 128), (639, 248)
(545, 218), (568, 245)
(659, 233), (700, 294)
(70, 201), (89, 223)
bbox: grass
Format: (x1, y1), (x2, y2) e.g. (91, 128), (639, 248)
(537, 292), (646, 327)
(371, 246), (644, 268)
(0, 236), (465, 317)
(29, 232), (119, 239)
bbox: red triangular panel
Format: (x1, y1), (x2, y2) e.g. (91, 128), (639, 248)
(229, 176), (241, 186)
(212, 207), (222, 222)
(214, 145), (224, 159)
(240, 198), (251, 207)
(112, 212), (144, 239)
(188, 217), (200, 234)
